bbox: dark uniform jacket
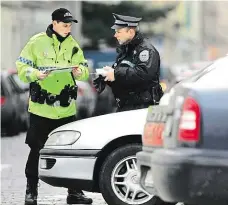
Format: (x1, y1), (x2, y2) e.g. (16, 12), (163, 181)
(94, 32), (163, 111)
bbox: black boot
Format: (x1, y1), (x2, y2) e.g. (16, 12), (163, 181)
(67, 189), (93, 204)
(24, 179), (38, 205)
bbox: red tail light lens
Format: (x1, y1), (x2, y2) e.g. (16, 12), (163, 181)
(178, 97), (200, 142)
(0, 96), (6, 105)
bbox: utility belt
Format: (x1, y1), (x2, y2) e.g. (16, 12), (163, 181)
(29, 82), (78, 107)
(115, 84), (163, 108)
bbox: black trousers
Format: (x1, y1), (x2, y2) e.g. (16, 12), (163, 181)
(25, 113), (76, 185)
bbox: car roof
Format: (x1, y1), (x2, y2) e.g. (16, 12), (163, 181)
(213, 55), (228, 66)
(170, 56), (227, 90)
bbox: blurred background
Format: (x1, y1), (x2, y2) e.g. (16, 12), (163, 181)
(1, 0), (228, 136)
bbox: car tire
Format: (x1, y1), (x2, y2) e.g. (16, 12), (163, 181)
(99, 144), (174, 205)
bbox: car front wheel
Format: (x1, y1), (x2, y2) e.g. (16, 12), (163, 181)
(99, 144), (171, 205)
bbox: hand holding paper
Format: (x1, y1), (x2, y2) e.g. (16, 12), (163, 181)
(72, 66), (82, 77)
(37, 70), (50, 80)
(103, 66), (115, 82)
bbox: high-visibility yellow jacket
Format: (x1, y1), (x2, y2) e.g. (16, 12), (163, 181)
(16, 25), (89, 119)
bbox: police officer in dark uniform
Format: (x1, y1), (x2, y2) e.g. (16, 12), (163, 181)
(93, 13), (163, 112)
(93, 14), (176, 205)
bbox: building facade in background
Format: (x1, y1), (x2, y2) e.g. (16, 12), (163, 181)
(1, 1), (228, 69)
(149, 1), (228, 65)
(1, 1), (82, 70)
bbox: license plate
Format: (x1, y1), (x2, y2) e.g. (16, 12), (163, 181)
(39, 158), (47, 169)
(143, 105), (171, 146)
(143, 123), (165, 146)
(144, 170), (154, 187)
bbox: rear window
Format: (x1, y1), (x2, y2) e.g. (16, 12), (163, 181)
(196, 58), (228, 87)
(178, 58), (219, 84)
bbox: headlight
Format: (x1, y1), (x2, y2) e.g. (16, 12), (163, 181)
(45, 131), (81, 146)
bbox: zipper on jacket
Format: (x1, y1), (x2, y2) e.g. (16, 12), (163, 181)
(52, 43), (58, 64)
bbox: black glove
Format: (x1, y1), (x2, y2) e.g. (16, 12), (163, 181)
(93, 75), (106, 94)
(69, 85), (78, 100)
(59, 84), (70, 107)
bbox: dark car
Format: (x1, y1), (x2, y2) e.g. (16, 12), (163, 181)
(137, 56), (228, 205)
(1, 71), (29, 136)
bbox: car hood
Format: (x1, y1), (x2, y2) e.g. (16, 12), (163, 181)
(47, 108), (148, 149)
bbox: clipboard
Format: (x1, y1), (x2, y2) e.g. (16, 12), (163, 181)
(43, 66), (76, 74)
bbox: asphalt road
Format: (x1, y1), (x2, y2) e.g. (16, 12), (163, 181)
(1, 132), (184, 205)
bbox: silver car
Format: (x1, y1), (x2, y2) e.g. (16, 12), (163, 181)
(39, 109), (160, 205)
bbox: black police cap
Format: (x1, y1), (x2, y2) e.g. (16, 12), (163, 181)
(111, 13), (142, 29)
(52, 8), (78, 23)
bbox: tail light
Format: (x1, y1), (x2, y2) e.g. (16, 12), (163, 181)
(178, 97), (200, 142)
(0, 96), (6, 105)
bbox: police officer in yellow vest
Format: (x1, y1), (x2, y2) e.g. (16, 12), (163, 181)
(16, 8), (92, 205)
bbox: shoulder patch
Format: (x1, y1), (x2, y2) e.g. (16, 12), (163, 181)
(139, 50), (149, 62)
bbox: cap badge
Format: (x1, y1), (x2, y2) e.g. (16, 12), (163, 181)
(64, 12), (72, 17)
